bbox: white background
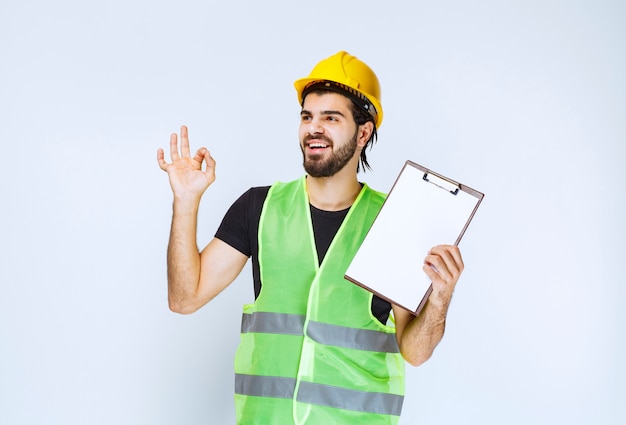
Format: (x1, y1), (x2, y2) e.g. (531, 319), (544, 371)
(1, 1), (624, 424)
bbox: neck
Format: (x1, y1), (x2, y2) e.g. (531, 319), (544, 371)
(305, 168), (362, 211)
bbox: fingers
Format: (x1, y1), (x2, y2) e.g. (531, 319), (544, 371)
(205, 150), (216, 169)
(159, 126), (212, 174)
(422, 245), (464, 283)
(180, 125), (191, 158)
(422, 245), (463, 309)
(169, 132), (180, 161)
(157, 131), (182, 172)
(157, 148), (168, 171)
(422, 261), (440, 282)
(201, 149), (217, 183)
(192, 147), (207, 164)
(168, 125), (190, 161)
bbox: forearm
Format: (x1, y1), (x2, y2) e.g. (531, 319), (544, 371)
(397, 299), (449, 367)
(397, 244), (463, 366)
(157, 126), (220, 313)
(167, 198), (203, 313)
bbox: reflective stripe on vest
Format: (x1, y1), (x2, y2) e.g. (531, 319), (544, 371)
(241, 311), (400, 353)
(235, 374), (404, 416)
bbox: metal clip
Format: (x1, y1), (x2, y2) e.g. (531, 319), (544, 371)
(423, 172), (460, 195)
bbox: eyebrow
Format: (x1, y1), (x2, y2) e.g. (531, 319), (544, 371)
(300, 109), (346, 117)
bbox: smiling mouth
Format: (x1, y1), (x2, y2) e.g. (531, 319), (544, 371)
(307, 142), (329, 150)
(304, 134), (332, 151)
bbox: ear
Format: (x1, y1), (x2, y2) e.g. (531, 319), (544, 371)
(356, 121), (374, 149)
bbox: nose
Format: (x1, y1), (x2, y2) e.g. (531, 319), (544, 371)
(306, 116), (324, 136)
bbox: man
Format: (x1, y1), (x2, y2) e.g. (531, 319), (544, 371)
(157, 51), (464, 424)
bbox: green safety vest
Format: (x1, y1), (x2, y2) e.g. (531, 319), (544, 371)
(234, 177), (405, 424)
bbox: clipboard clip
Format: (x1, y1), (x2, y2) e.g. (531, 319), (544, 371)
(423, 172), (460, 195)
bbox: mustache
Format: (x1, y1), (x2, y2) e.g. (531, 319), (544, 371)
(303, 133), (333, 145)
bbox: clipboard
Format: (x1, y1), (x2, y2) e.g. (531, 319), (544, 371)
(345, 160), (484, 315)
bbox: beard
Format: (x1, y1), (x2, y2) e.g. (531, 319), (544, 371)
(301, 130), (358, 178)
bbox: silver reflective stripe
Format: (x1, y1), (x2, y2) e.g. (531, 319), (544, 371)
(241, 312), (304, 335)
(235, 374), (295, 399)
(306, 321), (400, 353)
(297, 381), (403, 416)
(241, 312), (399, 353)
(235, 375), (403, 416)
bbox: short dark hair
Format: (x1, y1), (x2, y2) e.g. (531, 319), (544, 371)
(349, 99), (377, 173)
(302, 88), (378, 173)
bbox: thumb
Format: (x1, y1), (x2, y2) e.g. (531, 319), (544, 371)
(202, 150), (216, 182)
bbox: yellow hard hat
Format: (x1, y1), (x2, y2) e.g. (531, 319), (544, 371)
(294, 51), (383, 128)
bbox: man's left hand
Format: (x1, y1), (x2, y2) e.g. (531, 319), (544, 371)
(422, 245), (464, 310)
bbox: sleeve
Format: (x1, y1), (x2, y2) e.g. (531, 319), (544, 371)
(215, 189), (253, 257)
(214, 186), (270, 258)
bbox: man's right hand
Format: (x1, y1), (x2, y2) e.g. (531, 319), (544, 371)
(157, 125), (216, 202)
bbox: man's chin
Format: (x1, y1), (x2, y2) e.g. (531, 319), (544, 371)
(304, 161), (333, 178)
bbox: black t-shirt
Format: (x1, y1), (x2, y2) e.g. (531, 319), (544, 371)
(215, 186), (392, 324)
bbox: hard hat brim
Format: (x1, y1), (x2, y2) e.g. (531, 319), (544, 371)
(294, 77), (384, 128)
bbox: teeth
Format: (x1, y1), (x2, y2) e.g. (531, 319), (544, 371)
(309, 143), (327, 148)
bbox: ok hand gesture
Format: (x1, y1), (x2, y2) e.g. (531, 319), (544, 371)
(157, 126), (216, 202)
